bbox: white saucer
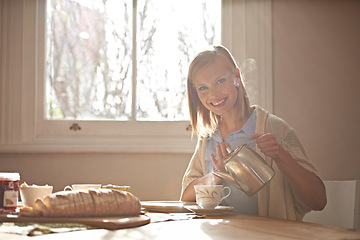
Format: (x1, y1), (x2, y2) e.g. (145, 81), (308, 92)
(185, 205), (234, 215)
(141, 201), (195, 213)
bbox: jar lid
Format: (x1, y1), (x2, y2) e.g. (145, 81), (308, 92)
(0, 172), (20, 180)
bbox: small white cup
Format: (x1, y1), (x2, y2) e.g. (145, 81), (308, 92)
(64, 184), (102, 191)
(20, 185), (53, 208)
(194, 185), (231, 209)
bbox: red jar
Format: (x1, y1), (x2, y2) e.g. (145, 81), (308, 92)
(0, 172), (20, 211)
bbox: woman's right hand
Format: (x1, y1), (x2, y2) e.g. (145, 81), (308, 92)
(181, 142), (230, 202)
(210, 142), (230, 172)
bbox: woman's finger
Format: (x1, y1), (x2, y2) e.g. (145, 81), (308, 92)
(220, 142), (229, 158)
(215, 144), (222, 160)
(211, 153), (226, 172)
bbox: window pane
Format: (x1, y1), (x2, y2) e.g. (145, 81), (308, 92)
(46, 0), (133, 120)
(45, 0), (221, 121)
(136, 0), (221, 120)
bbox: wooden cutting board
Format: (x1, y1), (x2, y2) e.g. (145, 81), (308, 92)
(0, 213), (150, 230)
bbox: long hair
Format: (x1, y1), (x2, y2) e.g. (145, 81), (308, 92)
(187, 45), (251, 137)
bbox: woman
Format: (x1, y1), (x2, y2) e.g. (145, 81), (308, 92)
(180, 45), (326, 220)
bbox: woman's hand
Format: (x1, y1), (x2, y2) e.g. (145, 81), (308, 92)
(250, 133), (281, 159)
(210, 142), (230, 172)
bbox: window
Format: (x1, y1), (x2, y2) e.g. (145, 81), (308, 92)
(0, 0), (272, 153)
(45, 0), (221, 121)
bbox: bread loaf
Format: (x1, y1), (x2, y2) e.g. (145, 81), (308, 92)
(21, 189), (141, 217)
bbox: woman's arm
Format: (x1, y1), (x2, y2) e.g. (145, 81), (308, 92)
(251, 133), (327, 211)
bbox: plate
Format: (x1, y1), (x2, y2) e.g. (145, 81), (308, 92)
(184, 205), (234, 215)
(141, 201), (195, 213)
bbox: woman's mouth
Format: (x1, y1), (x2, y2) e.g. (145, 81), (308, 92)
(210, 98), (227, 107)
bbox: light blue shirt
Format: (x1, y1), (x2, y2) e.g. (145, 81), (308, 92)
(205, 110), (258, 215)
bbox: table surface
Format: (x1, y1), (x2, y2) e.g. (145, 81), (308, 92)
(1, 212), (360, 240)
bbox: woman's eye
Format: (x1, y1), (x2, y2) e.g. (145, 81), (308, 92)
(217, 78), (226, 84)
(198, 86), (208, 91)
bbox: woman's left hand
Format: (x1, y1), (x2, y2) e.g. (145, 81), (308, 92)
(250, 133), (281, 159)
(251, 133), (327, 210)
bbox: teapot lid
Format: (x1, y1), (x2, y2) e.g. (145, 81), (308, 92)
(224, 145), (245, 163)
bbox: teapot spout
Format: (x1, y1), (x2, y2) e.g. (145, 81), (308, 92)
(213, 170), (243, 190)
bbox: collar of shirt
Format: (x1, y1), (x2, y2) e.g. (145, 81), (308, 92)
(209, 109), (257, 143)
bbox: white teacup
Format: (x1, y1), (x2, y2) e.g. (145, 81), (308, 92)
(194, 185), (231, 209)
(64, 184), (102, 191)
(20, 185), (53, 208)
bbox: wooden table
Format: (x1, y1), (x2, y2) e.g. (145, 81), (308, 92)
(1, 213), (359, 239)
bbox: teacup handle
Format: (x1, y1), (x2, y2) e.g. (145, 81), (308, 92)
(220, 186), (231, 202)
(64, 185), (73, 191)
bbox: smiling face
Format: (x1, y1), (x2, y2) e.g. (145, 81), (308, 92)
(192, 60), (240, 119)
(187, 45), (251, 136)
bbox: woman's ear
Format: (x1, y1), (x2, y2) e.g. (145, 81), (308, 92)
(234, 77), (241, 87)
(234, 68), (242, 87)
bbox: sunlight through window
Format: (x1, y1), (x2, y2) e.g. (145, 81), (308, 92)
(46, 0), (221, 121)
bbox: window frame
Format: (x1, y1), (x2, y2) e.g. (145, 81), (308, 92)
(0, 0), (272, 153)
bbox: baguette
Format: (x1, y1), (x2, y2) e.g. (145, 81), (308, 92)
(21, 189), (141, 217)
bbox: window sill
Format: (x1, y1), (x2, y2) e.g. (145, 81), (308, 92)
(0, 138), (197, 154)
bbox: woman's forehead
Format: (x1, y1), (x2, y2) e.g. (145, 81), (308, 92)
(193, 61), (230, 84)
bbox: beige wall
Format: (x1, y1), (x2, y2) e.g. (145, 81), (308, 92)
(1, 0), (359, 200)
(272, 0), (360, 180)
(0, 153), (191, 201)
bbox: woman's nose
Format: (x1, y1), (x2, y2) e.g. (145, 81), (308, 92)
(208, 87), (220, 97)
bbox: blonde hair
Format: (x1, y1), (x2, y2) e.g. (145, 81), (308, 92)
(187, 45), (251, 137)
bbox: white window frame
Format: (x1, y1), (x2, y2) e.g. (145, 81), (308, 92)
(0, 0), (272, 153)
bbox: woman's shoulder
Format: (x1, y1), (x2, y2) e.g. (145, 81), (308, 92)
(253, 105), (294, 133)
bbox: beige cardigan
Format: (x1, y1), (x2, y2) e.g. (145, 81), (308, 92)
(181, 105), (318, 221)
